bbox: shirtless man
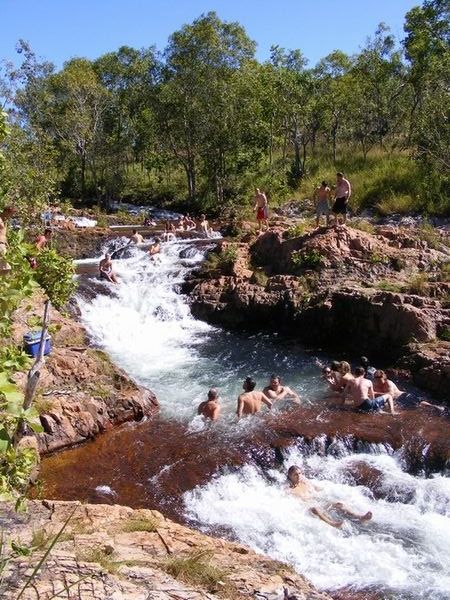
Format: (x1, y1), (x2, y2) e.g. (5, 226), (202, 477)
(148, 238), (161, 255)
(197, 388), (221, 421)
(253, 188), (268, 233)
(197, 215), (211, 237)
(332, 172), (351, 227)
(287, 465), (372, 528)
(313, 181), (331, 228)
(344, 366), (396, 414)
(373, 370), (444, 412)
(129, 229), (144, 244)
(237, 376), (272, 418)
(263, 375), (301, 404)
(35, 228), (52, 250)
(99, 253), (118, 283)
(0, 206), (15, 274)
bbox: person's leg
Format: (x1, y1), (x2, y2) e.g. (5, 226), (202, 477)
(383, 394), (397, 415)
(419, 401), (445, 412)
(310, 506), (343, 528)
(331, 502), (372, 523)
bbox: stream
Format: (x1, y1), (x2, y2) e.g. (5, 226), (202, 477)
(40, 238), (450, 600)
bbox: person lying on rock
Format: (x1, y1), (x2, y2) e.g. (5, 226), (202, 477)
(198, 388), (221, 421)
(237, 376), (272, 418)
(373, 370), (444, 413)
(99, 253), (119, 284)
(287, 465), (372, 528)
(344, 366), (397, 415)
(263, 374), (301, 404)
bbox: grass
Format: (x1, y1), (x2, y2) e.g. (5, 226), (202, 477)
(284, 221), (312, 239)
(33, 395), (58, 415)
(201, 246), (238, 277)
(291, 249), (324, 271)
(250, 268), (269, 287)
(406, 273), (429, 296)
(76, 546), (120, 574)
(164, 550), (231, 595)
(349, 219), (376, 234)
(416, 222), (442, 250)
(90, 383), (111, 400)
(437, 327), (450, 342)
(376, 280), (403, 293)
(122, 516), (159, 533)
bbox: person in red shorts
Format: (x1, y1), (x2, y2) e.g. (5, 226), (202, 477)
(253, 188), (268, 233)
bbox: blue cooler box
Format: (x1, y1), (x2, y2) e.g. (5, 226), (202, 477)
(23, 330), (52, 358)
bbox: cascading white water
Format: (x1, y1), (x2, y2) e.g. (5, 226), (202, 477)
(184, 449), (450, 599)
(77, 239), (330, 421)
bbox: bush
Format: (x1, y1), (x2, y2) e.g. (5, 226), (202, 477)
(291, 249), (324, 271)
(165, 551), (230, 594)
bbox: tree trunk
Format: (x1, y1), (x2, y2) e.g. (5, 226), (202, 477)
(14, 300), (51, 443)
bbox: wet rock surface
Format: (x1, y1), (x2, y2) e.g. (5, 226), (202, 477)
(1, 500), (330, 600)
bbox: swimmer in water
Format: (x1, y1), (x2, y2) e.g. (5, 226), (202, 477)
(197, 388), (221, 421)
(287, 465), (372, 528)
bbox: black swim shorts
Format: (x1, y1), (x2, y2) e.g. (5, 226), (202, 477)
(332, 197), (348, 214)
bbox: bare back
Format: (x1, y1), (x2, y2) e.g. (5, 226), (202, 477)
(345, 376), (373, 406)
(198, 400), (221, 421)
(237, 391), (270, 416)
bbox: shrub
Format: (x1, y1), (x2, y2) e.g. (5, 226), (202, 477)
(291, 249), (324, 271)
(406, 273), (429, 296)
(350, 219), (375, 234)
(284, 221), (311, 239)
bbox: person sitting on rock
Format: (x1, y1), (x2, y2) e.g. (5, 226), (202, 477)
(198, 388), (221, 421)
(185, 213), (196, 230)
(263, 374), (301, 404)
(237, 376), (272, 418)
(129, 229), (144, 244)
(99, 253), (119, 283)
(197, 214), (211, 237)
(339, 361), (354, 391)
(372, 370), (444, 413)
(344, 366), (396, 415)
(287, 465), (372, 528)
(322, 362), (344, 394)
(360, 356), (376, 381)
(148, 237), (161, 256)
(163, 222), (176, 242)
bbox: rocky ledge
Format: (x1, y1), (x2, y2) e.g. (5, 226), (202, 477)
(1, 500), (330, 600)
(186, 225), (450, 401)
(12, 293), (159, 454)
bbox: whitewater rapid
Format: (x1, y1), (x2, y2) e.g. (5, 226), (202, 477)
(77, 239), (327, 420)
(185, 448), (450, 599)
(76, 237), (450, 599)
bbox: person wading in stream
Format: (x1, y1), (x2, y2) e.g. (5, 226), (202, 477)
(263, 375), (301, 404)
(287, 465), (372, 528)
(237, 376), (272, 418)
(99, 253), (119, 283)
(198, 388), (221, 421)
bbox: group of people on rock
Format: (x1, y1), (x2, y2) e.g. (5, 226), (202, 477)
(254, 172), (352, 233)
(322, 356), (444, 414)
(197, 374), (301, 421)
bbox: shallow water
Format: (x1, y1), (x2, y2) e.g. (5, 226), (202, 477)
(46, 238), (450, 599)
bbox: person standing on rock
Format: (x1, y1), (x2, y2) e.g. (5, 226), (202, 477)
(344, 366), (396, 414)
(314, 181), (331, 228)
(332, 173), (351, 227)
(198, 388), (221, 421)
(263, 375), (301, 404)
(237, 376), (272, 418)
(254, 188), (269, 233)
(287, 465), (372, 528)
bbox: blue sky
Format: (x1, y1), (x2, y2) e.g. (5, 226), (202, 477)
(1, 0), (420, 68)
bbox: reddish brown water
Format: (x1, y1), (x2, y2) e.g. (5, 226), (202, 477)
(38, 403), (450, 522)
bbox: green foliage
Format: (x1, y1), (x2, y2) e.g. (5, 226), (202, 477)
(406, 272), (429, 295)
(0, 346), (31, 374)
(34, 248), (76, 310)
(201, 245), (238, 276)
(376, 280), (404, 292)
(77, 546), (120, 574)
(350, 219), (375, 234)
(284, 221), (311, 239)
(291, 249), (324, 271)
(416, 221), (442, 249)
(438, 327), (450, 342)
(0, 373), (42, 503)
(369, 252), (389, 265)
